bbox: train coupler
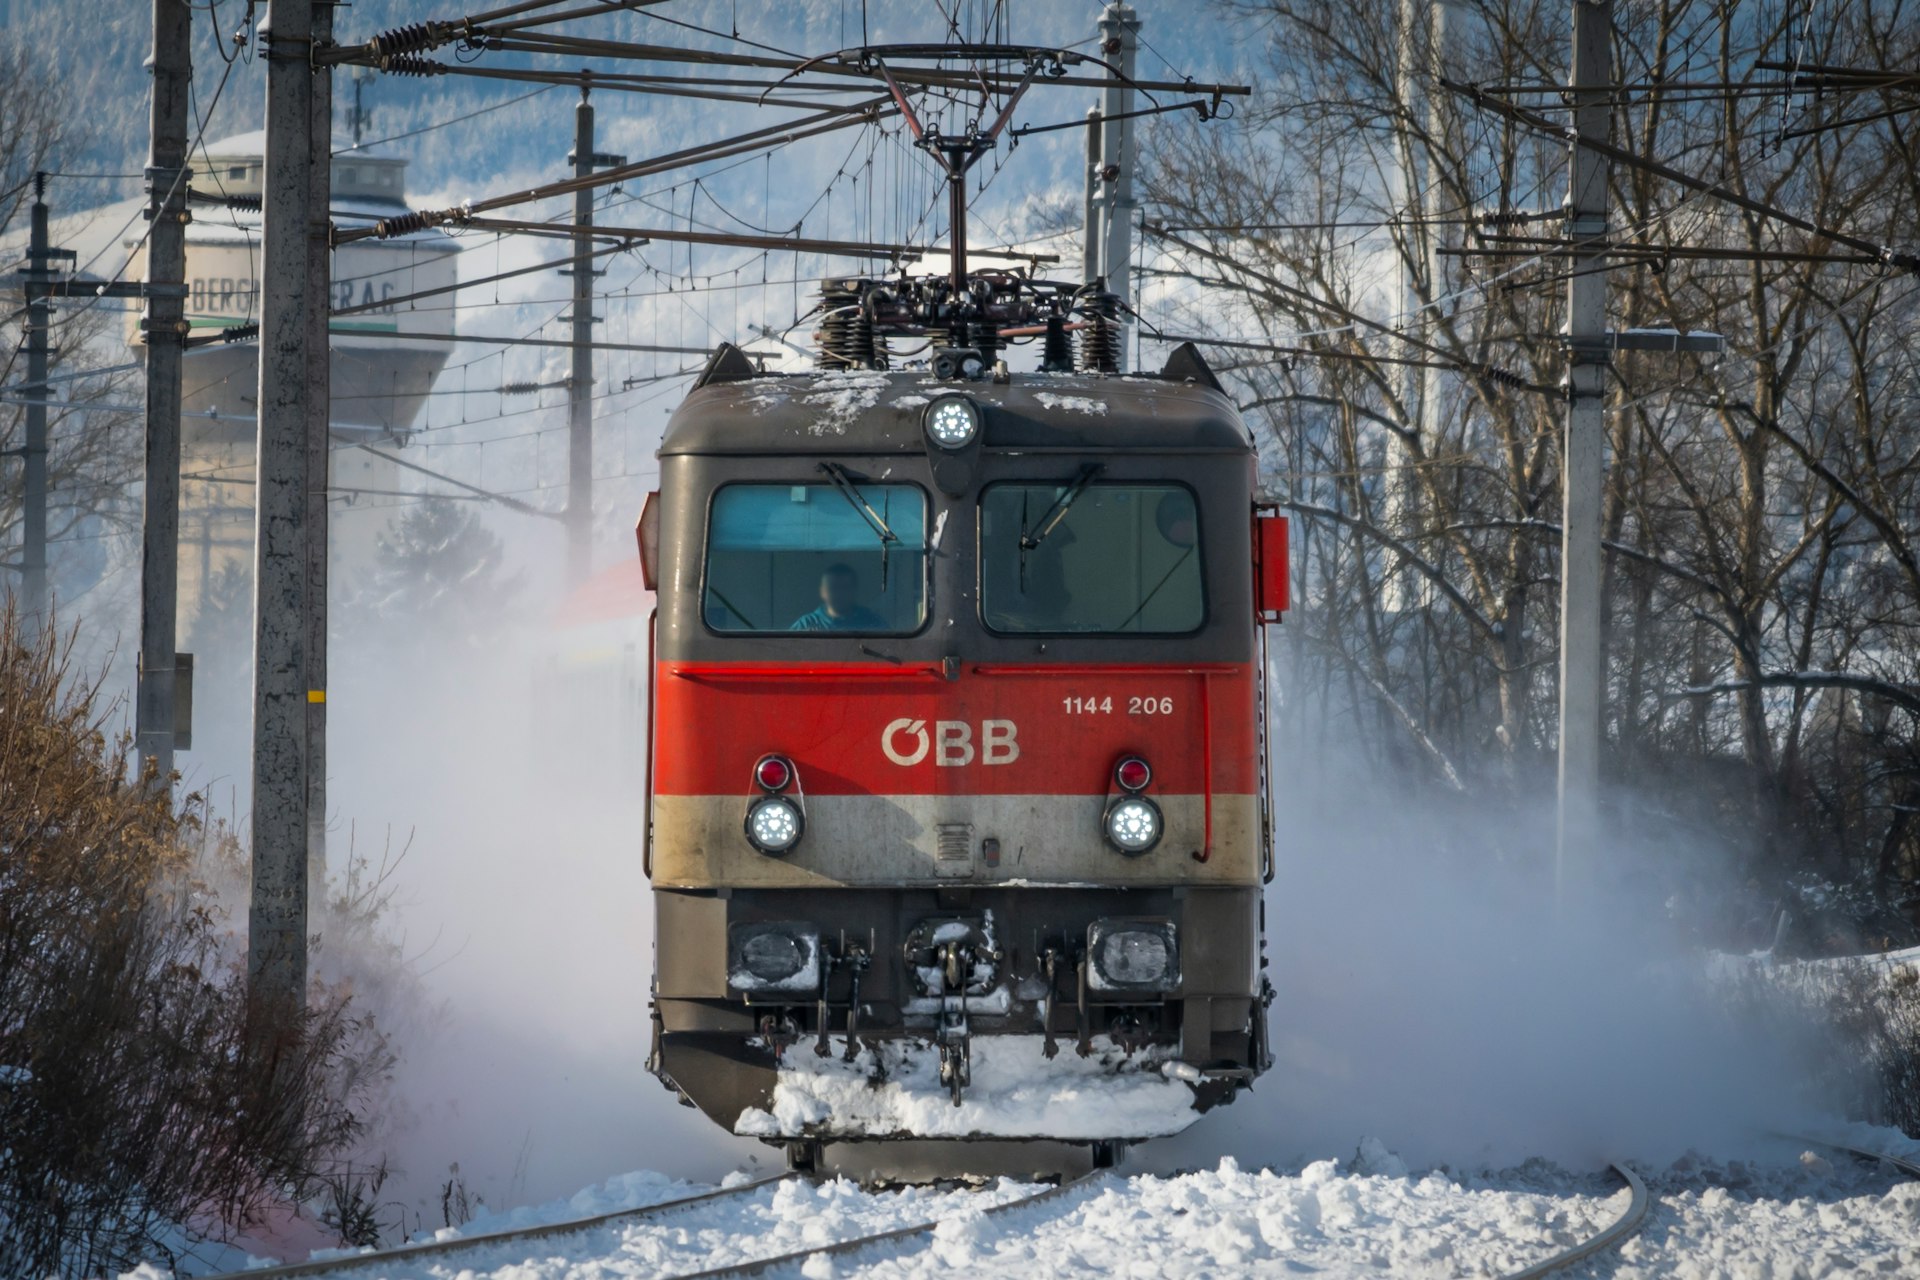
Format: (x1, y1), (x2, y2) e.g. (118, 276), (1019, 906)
(1075, 955), (1093, 1058)
(841, 944), (870, 1063)
(1039, 946), (1063, 1059)
(932, 936), (975, 1107)
(936, 1005), (971, 1107)
(814, 948), (838, 1058)
(759, 1013), (799, 1063)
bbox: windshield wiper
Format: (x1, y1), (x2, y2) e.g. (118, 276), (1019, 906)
(819, 462), (899, 545)
(1020, 464), (1103, 552)
(1018, 464), (1102, 591)
(819, 461), (900, 590)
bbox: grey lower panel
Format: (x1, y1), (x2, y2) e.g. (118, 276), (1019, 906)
(652, 791), (1261, 889)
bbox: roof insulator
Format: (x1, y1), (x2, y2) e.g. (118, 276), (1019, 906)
(367, 21), (455, 64)
(383, 55), (449, 78)
(372, 205), (468, 239)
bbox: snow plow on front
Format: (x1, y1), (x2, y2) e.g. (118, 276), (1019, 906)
(635, 302), (1290, 1167)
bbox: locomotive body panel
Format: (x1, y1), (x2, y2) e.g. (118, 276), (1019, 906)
(642, 360), (1277, 1149)
(650, 660), (1259, 888)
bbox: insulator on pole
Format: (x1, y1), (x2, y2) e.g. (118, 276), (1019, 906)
(367, 21), (454, 64)
(381, 55), (449, 78)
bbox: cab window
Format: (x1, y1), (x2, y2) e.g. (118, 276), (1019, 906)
(980, 481), (1204, 633)
(704, 482), (927, 634)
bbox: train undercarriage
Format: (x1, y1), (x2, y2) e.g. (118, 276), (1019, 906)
(648, 884), (1271, 1162)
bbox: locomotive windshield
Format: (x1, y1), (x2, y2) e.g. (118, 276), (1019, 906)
(703, 482), (928, 634)
(980, 483), (1205, 633)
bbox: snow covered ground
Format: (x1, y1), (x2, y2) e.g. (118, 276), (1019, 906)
(734, 1035), (1199, 1141)
(129, 1132), (1920, 1279)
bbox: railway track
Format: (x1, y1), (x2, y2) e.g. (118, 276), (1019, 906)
(668, 1168), (1110, 1279)
(204, 1172), (798, 1280)
(1497, 1134), (1920, 1280)
(206, 1169), (1104, 1280)
(213, 1136), (1920, 1280)
(1789, 1134), (1920, 1179)
(1500, 1161), (1651, 1280)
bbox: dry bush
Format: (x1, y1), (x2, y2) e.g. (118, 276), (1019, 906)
(1723, 957), (1920, 1138)
(0, 605), (393, 1277)
(1820, 963), (1920, 1136)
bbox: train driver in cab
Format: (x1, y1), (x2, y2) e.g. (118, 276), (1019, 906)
(789, 562), (886, 631)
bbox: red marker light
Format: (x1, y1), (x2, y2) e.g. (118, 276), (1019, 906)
(1115, 757), (1152, 792)
(756, 756), (792, 792)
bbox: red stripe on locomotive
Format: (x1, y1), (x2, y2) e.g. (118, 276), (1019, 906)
(652, 661), (1258, 796)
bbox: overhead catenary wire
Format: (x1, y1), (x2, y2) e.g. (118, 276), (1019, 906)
(1444, 77), (1920, 274)
(57, 7), (1254, 552)
(332, 100), (896, 244)
(366, 57), (888, 113)
(334, 85), (558, 154)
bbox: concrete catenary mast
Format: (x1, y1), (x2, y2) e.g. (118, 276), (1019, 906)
(18, 181), (53, 625)
(567, 88), (596, 586)
(1084, 3), (1140, 370)
(304, 0), (333, 891)
(1557, 0), (1612, 901)
(137, 0), (192, 787)
(249, 0), (331, 1014)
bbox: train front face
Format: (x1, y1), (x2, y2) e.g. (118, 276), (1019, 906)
(647, 364), (1271, 1152)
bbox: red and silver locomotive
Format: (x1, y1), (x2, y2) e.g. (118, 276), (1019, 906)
(637, 297), (1289, 1167)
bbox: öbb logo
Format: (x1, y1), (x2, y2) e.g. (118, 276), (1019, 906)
(881, 718), (1019, 767)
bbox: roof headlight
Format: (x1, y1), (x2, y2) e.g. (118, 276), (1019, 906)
(745, 795), (804, 854)
(923, 395), (981, 450)
(1104, 795), (1163, 855)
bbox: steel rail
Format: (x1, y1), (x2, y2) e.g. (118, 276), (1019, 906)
(1500, 1162), (1651, 1280)
(202, 1173), (800, 1280)
(1786, 1134), (1920, 1179)
(668, 1169), (1112, 1280)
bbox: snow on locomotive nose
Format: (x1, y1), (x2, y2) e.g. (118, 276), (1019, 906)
(638, 340), (1287, 1162)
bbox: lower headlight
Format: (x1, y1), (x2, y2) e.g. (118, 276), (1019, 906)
(1087, 918), (1180, 993)
(1090, 921), (1175, 990)
(728, 922), (822, 994)
(745, 795), (804, 854)
(1104, 795), (1163, 854)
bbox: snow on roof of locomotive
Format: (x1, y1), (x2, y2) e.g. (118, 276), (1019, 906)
(658, 344), (1250, 457)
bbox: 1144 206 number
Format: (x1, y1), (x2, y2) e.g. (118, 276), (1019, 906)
(1062, 695), (1175, 715)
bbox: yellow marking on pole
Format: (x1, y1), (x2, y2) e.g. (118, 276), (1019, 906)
(307, 690), (326, 703)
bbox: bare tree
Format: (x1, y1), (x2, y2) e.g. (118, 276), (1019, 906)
(1144, 0), (1920, 932)
(1, 35), (143, 606)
